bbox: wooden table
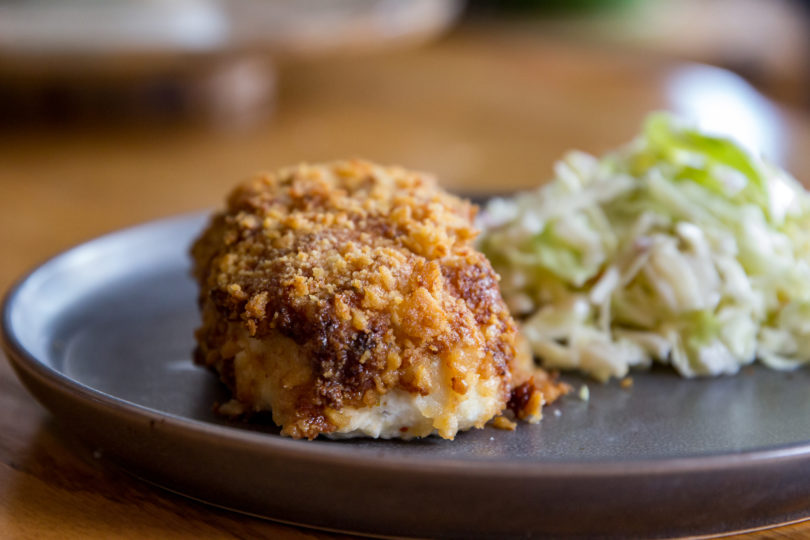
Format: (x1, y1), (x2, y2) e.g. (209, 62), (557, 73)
(2, 24), (810, 538)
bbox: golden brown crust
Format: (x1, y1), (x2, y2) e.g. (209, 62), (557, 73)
(192, 160), (565, 438)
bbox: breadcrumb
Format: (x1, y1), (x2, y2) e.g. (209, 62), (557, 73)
(491, 416), (517, 431)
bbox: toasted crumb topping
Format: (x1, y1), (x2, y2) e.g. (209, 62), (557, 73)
(192, 160), (564, 438)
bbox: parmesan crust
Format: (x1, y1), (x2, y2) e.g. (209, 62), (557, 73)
(192, 160), (567, 439)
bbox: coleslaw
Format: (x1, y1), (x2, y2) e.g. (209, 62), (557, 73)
(479, 113), (810, 381)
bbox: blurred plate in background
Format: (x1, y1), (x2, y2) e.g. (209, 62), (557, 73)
(0, 0), (462, 58)
(0, 0), (462, 126)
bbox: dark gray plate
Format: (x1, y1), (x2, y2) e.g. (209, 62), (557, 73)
(5, 213), (810, 538)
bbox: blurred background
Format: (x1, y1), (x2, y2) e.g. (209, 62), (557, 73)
(3, 3), (810, 535)
(2, 0), (810, 290)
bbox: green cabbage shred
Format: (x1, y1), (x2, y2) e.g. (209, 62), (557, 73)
(479, 113), (810, 380)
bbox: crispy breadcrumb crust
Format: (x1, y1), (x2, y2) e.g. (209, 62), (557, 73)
(192, 160), (566, 439)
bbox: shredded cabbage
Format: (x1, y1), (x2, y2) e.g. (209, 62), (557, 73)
(479, 113), (810, 381)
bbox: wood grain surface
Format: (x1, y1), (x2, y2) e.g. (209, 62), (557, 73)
(2, 23), (810, 539)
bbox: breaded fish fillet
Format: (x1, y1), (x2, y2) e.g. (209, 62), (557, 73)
(192, 160), (566, 439)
